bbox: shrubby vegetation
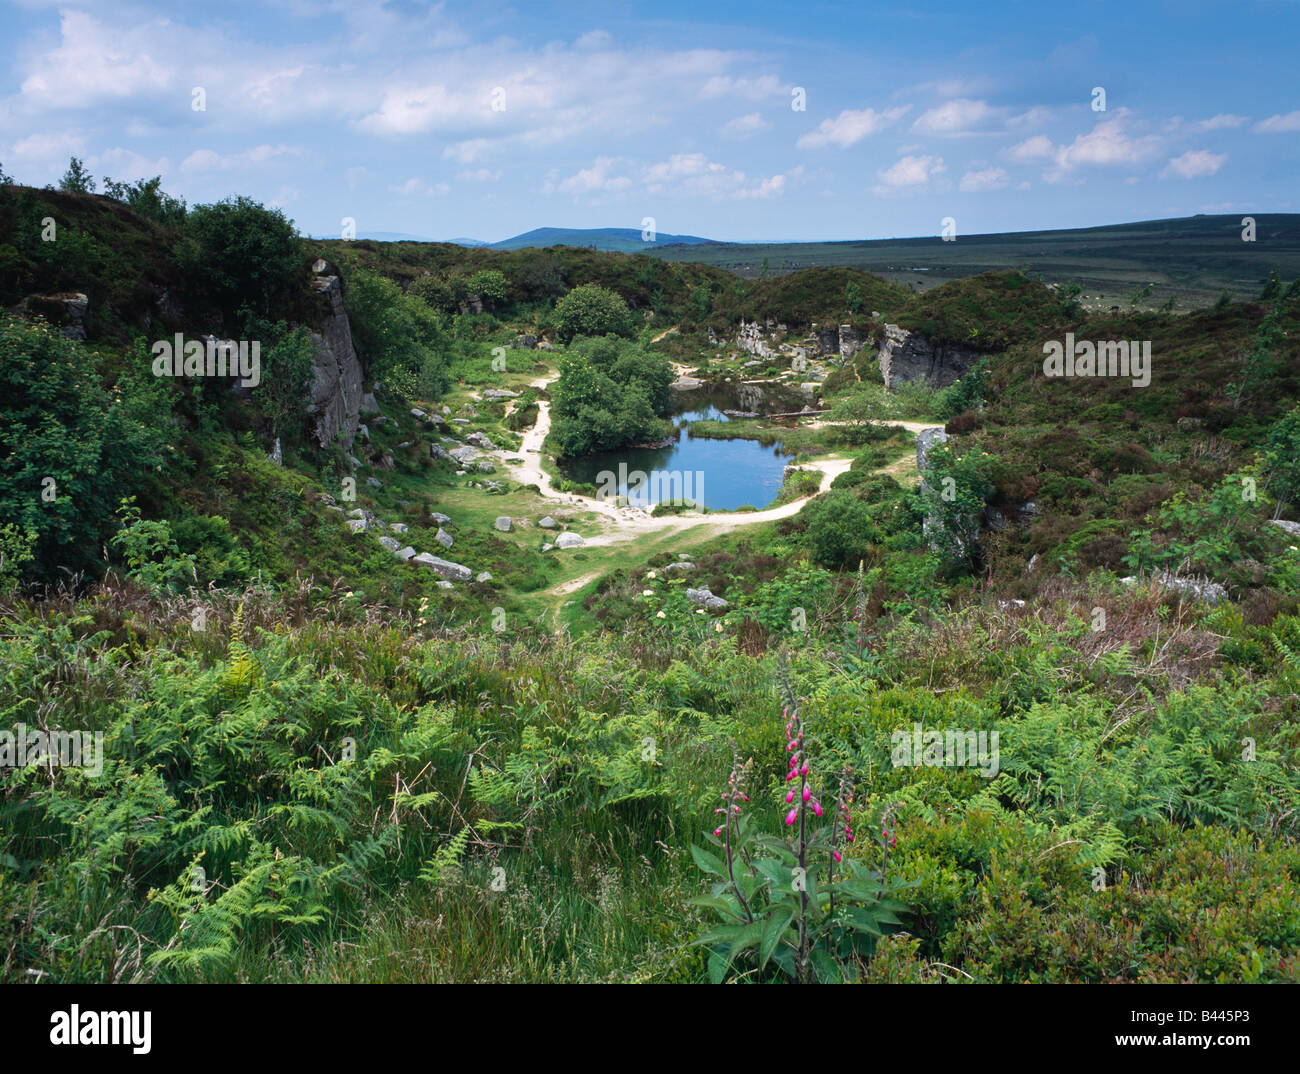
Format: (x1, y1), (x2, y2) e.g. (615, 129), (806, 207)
(3, 175), (1300, 983)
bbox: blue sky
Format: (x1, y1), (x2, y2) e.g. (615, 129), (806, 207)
(1, 0), (1296, 241)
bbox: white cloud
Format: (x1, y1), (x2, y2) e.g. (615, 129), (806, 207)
(546, 153), (797, 201)
(912, 98), (995, 136)
(872, 154), (944, 195)
(1255, 111), (1300, 133)
(1161, 149), (1226, 179)
(1197, 113), (1248, 131)
(796, 106), (909, 149)
(549, 156), (633, 195)
(17, 12), (174, 109)
(720, 112), (768, 140)
(1007, 134), (1054, 161)
(1042, 118), (1160, 182)
(959, 166), (1008, 192)
(180, 144), (299, 173)
(457, 168), (501, 182)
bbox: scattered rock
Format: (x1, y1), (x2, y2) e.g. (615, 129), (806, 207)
(1269, 519), (1300, 538)
(475, 571), (493, 583)
(482, 388), (520, 400)
(555, 532), (585, 549)
(466, 431), (496, 450)
(1120, 571), (1228, 605)
(359, 393), (381, 416)
(430, 512), (452, 526)
(475, 459), (496, 474)
(389, 522), (409, 534)
(377, 536), (402, 553)
(686, 587), (729, 610)
(411, 553), (473, 582)
(435, 528), (454, 549)
(494, 516), (512, 532)
(538, 516), (558, 529)
(395, 545), (417, 562)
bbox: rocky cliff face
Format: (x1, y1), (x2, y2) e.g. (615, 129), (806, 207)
(878, 324), (982, 389)
(306, 260), (365, 451)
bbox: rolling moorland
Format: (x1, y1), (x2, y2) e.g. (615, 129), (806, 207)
(2, 173), (1300, 983)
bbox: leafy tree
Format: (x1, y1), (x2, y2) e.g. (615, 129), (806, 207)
(512, 253), (566, 299)
(176, 196), (302, 315)
(826, 385), (900, 444)
(552, 283), (633, 343)
(0, 160), (12, 185)
(918, 442), (994, 575)
(239, 313), (316, 440)
(466, 269), (509, 310)
(550, 335), (670, 455)
(101, 175), (187, 229)
(59, 156), (96, 194)
(1228, 302), (1283, 410)
(845, 281), (864, 313)
(0, 318), (170, 580)
(407, 274), (458, 313)
(344, 269), (452, 400)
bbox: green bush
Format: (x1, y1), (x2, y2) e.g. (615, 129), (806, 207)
(552, 283), (634, 343)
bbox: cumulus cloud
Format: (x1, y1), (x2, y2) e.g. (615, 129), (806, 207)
(1161, 149), (1227, 179)
(1040, 118), (1161, 182)
(796, 106), (909, 149)
(872, 154), (945, 195)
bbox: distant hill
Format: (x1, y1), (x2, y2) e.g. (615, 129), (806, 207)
(489, 226), (714, 252)
(647, 213), (1300, 308)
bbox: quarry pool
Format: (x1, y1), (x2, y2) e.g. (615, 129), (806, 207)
(560, 384), (798, 512)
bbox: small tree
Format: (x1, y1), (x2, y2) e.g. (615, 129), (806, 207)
(59, 156), (96, 194)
